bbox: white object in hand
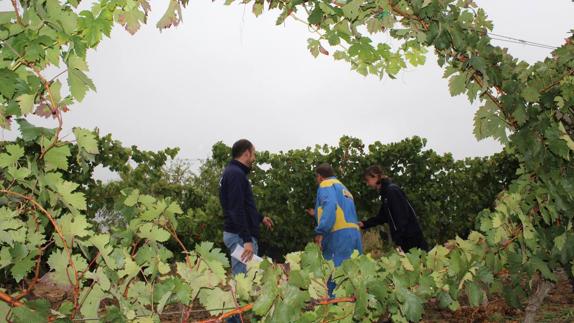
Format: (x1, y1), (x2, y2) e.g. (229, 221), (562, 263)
(231, 245), (263, 264)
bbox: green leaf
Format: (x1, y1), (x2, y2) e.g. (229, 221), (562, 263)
(78, 10), (113, 47)
(73, 128), (99, 154)
(196, 241), (229, 267)
(165, 201), (183, 216)
(89, 233), (117, 269)
(16, 119), (56, 142)
(140, 200), (168, 222)
(307, 6), (323, 25)
(58, 301), (74, 316)
(85, 267), (111, 291)
(366, 18), (383, 34)
(17, 94), (35, 115)
(80, 284), (107, 320)
(466, 281), (483, 306)
(511, 105), (528, 125)
(57, 213), (91, 246)
(0, 302), (9, 323)
(473, 99), (508, 143)
(11, 255), (34, 283)
(198, 287), (235, 315)
(68, 55), (89, 71)
(308, 276), (328, 299)
(0, 207), (26, 245)
(271, 285), (309, 322)
(448, 72), (468, 96)
(318, 2), (335, 14)
(117, 7), (145, 34)
(468, 56), (487, 74)
(8, 166), (31, 180)
(307, 38), (320, 58)
(46, 0), (63, 19)
(44, 144), (71, 171)
(156, 0), (182, 30)
(59, 12), (78, 34)
(301, 243), (323, 275)
(177, 261), (214, 297)
(252, 2), (264, 17)
(405, 47), (426, 67)
(285, 251), (302, 271)
(55, 180), (87, 211)
(195, 242), (229, 283)
(12, 299), (51, 323)
(521, 86), (540, 102)
(253, 278), (279, 316)
(545, 126), (570, 160)
(137, 223), (170, 242)
(47, 249), (88, 286)
(530, 257), (556, 282)
(0, 144), (24, 168)
(399, 290), (423, 322)
(118, 255), (140, 279)
(0, 247), (12, 269)
(0, 68), (18, 98)
(235, 272), (254, 300)
(156, 290), (173, 314)
(400, 256), (415, 271)
(341, 0), (362, 20)
(124, 189), (140, 207)
(559, 122), (574, 151)
(68, 67), (96, 101)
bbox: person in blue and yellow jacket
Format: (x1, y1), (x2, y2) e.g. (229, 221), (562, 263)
(306, 164), (363, 267)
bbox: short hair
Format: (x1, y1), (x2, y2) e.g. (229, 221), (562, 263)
(363, 165), (386, 178)
(315, 163), (335, 178)
(231, 139), (254, 159)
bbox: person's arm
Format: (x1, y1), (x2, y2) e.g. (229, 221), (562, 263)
(361, 204), (387, 229)
(386, 187), (411, 235)
(226, 173), (251, 243)
(314, 187), (337, 235)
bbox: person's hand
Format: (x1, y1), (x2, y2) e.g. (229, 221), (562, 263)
(262, 216), (274, 230)
(358, 221), (364, 228)
(242, 242), (254, 262)
(314, 235), (323, 250)
(305, 208), (315, 218)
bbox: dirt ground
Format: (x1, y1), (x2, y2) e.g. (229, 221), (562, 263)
(421, 270), (574, 323)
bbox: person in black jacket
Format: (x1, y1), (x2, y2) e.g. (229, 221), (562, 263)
(220, 139), (273, 275)
(359, 165), (429, 252)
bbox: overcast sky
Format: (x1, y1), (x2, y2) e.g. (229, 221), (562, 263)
(2, 0), (573, 173)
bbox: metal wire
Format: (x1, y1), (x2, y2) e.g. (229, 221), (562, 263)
(488, 32), (558, 50)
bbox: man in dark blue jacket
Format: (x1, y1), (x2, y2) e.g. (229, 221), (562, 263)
(220, 139), (273, 275)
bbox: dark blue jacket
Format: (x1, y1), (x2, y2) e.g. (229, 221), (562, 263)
(219, 160), (263, 243)
(363, 179), (428, 251)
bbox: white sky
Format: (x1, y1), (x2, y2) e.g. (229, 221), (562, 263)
(2, 0), (573, 174)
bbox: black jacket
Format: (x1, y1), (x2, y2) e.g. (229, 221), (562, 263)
(362, 179), (427, 250)
(219, 160), (263, 243)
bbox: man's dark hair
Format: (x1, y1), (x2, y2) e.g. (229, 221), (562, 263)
(231, 139), (254, 159)
(315, 163), (335, 178)
(363, 165), (389, 179)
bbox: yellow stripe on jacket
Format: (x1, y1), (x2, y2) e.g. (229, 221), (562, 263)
(317, 207), (359, 232)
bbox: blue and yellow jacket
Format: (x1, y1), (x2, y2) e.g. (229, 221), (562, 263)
(314, 177), (360, 235)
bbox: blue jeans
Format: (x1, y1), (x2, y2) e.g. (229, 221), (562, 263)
(223, 232), (259, 275)
(322, 228), (363, 267)
(322, 228), (363, 297)
(223, 232), (258, 323)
